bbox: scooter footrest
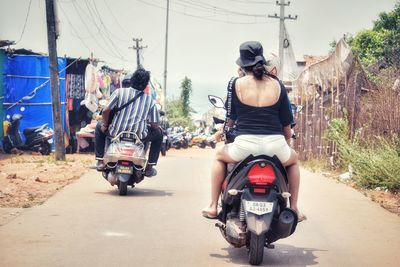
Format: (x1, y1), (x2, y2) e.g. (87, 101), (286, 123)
(265, 243), (275, 249)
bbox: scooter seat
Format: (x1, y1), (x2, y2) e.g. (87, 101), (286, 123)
(23, 126), (44, 135)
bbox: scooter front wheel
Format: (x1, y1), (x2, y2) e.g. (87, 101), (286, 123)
(3, 140), (13, 154)
(39, 142), (52, 155)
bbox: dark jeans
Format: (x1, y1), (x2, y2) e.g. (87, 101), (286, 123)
(95, 122), (163, 165)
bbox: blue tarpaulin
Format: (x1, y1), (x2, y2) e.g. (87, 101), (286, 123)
(3, 55), (66, 143)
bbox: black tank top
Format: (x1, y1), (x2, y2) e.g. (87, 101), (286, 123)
(229, 78), (293, 136)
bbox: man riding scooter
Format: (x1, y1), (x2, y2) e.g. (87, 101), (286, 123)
(94, 68), (162, 177)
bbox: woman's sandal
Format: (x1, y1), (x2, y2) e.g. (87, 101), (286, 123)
(297, 213), (307, 223)
(201, 208), (218, 219)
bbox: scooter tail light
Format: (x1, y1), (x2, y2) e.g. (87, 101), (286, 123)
(118, 147), (135, 156)
(247, 163), (276, 186)
(253, 188), (267, 194)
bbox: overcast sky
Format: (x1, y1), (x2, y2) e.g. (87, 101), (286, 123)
(0, 0), (398, 103)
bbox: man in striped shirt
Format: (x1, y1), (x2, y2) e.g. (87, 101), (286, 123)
(95, 68), (162, 177)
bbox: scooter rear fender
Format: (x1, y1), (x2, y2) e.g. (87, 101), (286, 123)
(118, 173), (131, 183)
(242, 189), (279, 236)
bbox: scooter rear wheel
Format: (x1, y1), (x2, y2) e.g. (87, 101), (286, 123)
(248, 232), (265, 265)
(118, 181), (128, 196)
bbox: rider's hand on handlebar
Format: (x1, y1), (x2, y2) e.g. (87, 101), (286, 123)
(214, 128), (223, 143)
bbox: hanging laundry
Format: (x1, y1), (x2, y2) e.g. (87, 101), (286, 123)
(85, 63), (99, 93)
(67, 74), (85, 99)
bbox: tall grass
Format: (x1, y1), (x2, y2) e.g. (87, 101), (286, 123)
(327, 118), (400, 191)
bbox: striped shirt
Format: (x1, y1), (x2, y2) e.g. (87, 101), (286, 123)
(107, 87), (159, 139)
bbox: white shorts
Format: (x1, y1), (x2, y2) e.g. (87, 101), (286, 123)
(227, 134), (291, 163)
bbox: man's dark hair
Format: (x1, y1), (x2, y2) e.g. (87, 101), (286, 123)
(130, 68), (150, 91)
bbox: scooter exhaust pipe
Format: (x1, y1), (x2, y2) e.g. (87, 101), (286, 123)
(276, 208), (297, 238)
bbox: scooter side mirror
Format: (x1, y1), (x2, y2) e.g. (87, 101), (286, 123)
(208, 95), (225, 109)
(213, 116), (225, 124)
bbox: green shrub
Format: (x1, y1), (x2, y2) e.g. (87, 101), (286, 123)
(327, 118), (400, 190)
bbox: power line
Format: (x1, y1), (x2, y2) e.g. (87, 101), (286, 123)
(83, 0), (126, 58)
(173, 0), (267, 17)
(69, 0), (126, 60)
(16, 0), (33, 44)
(59, 1), (133, 64)
(102, 0), (131, 37)
(135, 0), (272, 24)
(226, 0), (275, 4)
(91, 0), (131, 43)
(58, 4), (91, 52)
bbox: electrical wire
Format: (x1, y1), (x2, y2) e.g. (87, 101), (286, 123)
(102, 0), (131, 37)
(82, 0), (125, 58)
(135, 0), (271, 24)
(15, 0), (33, 44)
(174, 0), (267, 17)
(225, 0), (275, 4)
(90, 0), (130, 44)
(70, 0), (126, 59)
(59, 1), (133, 64)
(84, 0), (133, 60)
(59, 4), (91, 53)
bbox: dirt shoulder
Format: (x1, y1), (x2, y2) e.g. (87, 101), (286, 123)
(0, 147), (215, 210)
(0, 152), (94, 225)
(301, 163), (400, 216)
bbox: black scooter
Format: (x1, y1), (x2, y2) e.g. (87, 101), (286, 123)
(208, 95), (302, 265)
(2, 114), (54, 155)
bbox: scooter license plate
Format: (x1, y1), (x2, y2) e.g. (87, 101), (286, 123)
(245, 201), (274, 215)
(116, 165), (133, 174)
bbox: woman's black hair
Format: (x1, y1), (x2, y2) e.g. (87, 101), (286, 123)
(244, 62), (265, 80)
(130, 68), (150, 91)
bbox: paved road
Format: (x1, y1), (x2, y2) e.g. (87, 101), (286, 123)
(1, 149), (399, 266)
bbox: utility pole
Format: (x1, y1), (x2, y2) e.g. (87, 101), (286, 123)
(130, 38), (147, 69)
(268, 0), (297, 79)
(45, 0), (65, 161)
(163, 0), (170, 111)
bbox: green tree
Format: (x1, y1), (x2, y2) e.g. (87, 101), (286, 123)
(180, 76), (192, 117)
(332, 3), (400, 67)
(373, 3), (400, 66)
(349, 29), (389, 66)
(164, 77), (195, 129)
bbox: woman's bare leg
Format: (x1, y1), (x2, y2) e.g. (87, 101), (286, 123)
(206, 159), (226, 213)
(282, 149), (306, 220)
(203, 145), (237, 217)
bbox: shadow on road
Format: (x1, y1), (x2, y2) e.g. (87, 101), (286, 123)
(94, 188), (174, 197)
(210, 244), (324, 266)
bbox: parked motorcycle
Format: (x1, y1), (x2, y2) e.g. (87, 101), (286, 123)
(2, 114), (54, 155)
(208, 95), (301, 265)
(169, 132), (188, 150)
(101, 131), (148, 195)
(190, 134), (216, 149)
(190, 134), (207, 148)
